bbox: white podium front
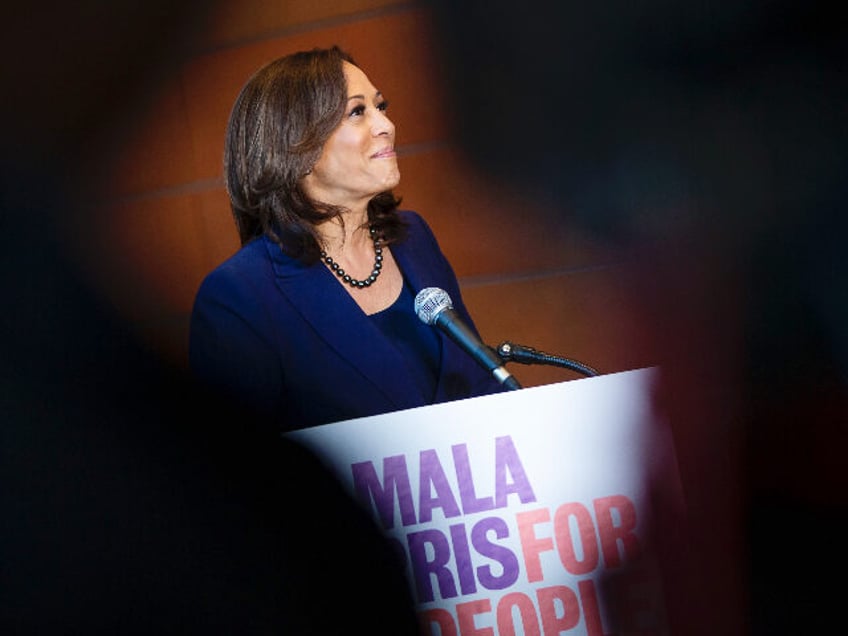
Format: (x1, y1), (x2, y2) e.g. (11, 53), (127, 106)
(287, 367), (679, 636)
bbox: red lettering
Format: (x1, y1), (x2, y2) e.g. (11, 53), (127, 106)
(516, 508), (554, 582)
(496, 592), (541, 636)
(419, 580), (616, 636)
(593, 495), (640, 568)
(536, 585), (580, 634)
(553, 502), (599, 575)
(578, 579), (608, 636)
(420, 608), (457, 636)
(457, 599), (494, 636)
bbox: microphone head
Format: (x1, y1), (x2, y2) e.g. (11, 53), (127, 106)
(414, 287), (453, 325)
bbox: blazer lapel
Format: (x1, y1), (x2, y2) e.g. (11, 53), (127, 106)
(392, 234), (433, 296)
(392, 229), (491, 403)
(391, 235), (458, 399)
(266, 238), (424, 411)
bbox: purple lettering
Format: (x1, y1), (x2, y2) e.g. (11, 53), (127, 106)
(494, 436), (537, 506)
(472, 517), (520, 590)
(450, 523), (477, 595)
(419, 449), (462, 523)
(351, 455), (416, 530)
(408, 528), (458, 602)
(452, 443), (495, 514)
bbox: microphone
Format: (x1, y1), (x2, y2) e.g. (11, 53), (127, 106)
(414, 287), (521, 391)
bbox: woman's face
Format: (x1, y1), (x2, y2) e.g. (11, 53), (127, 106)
(303, 62), (399, 210)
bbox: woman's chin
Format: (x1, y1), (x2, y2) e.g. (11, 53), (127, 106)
(383, 169), (401, 191)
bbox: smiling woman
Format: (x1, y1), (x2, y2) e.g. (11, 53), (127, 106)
(304, 62), (400, 218)
(189, 46), (509, 432)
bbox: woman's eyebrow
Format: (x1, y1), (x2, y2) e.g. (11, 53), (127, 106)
(347, 91), (383, 101)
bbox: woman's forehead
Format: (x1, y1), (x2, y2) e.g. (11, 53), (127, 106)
(343, 61), (378, 95)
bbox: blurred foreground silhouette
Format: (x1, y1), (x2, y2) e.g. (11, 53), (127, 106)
(1, 4), (418, 633)
(427, 1), (847, 634)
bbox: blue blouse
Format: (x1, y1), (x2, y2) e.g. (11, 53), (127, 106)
(369, 280), (440, 402)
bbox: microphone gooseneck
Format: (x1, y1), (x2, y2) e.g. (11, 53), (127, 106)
(497, 342), (599, 378)
(414, 287), (521, 391)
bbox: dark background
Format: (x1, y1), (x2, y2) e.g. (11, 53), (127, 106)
(1, 3), (418, 633)
(3, 2), (846, 634)
(428, 1), (847, 634)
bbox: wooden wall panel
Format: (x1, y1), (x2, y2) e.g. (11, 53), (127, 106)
(194, 187), (241, 272)
(103, 74), (197, 196)
(83, 194), (209, 317)
(396, 146), (610, 278)
(73, 190), (228, 364)
(200, 0), (411, 49)
(181, 7), (446, 182)
(462, 268), (652, 388)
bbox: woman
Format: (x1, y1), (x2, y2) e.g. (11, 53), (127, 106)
(189, 46), (506, 432)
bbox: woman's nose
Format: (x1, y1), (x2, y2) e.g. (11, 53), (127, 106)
(373, 110), (394, 136)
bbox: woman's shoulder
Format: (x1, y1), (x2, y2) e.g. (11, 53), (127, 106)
(203, 236), (267, 280)
(198, 235), (298, 294)
(397, 209), (436, 243)
(397, 209), (426, 227)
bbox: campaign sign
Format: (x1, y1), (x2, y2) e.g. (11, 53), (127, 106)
(287, 367), (676, 635)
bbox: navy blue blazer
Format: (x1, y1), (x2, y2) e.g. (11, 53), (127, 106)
(189, 210), (506, 431)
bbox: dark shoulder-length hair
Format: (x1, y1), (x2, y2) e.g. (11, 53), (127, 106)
(224, 45), (405, 262)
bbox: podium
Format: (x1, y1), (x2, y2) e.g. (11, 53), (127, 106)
(287, 367), (679, 635)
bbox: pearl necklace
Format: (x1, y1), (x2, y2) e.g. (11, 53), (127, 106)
(320, 226), (383, 289)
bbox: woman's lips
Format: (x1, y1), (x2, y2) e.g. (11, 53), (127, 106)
(371, 148), (396, 159)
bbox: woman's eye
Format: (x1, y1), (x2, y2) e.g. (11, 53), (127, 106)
(347, 101), (388, 118)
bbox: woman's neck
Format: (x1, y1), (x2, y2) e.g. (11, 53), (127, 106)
(317, 207), (370, 255)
